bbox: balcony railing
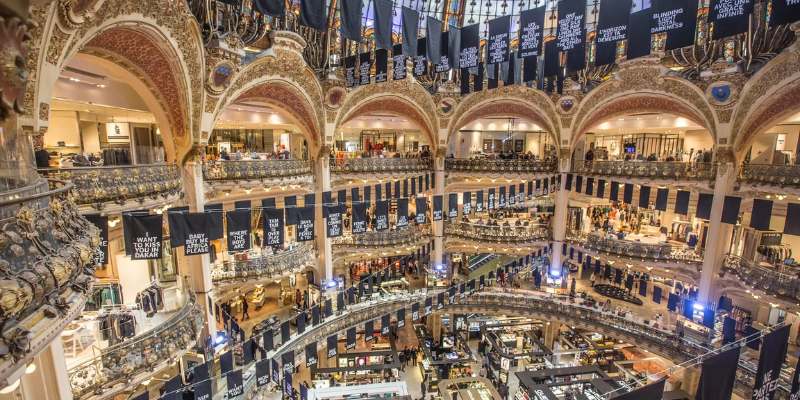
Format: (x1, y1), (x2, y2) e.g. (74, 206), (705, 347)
(38, 164), (182, 208)
(67, 294), (203, 400)
(739, 163), (800, 188)
(211, 243), (316, 284)
(569, 231), (703, 263)
(723, 255), (800, 302)
(330, 157), (432, 174)
(573, 160), (716, 181)
(332, 225), (431, 247)
(202, 159), (313, 181)
(445, 222), (550, 243)
(445, 158), (557, 173)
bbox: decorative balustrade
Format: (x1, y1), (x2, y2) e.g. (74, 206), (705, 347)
(67, 295), (203, 400)
(211, 243), (316, 284)
(569, 231), (702, 263)
(445, 158), (557, 174)
(723, 255), (800, 302)
(39, 164), (182, 208)
(739, 163), (800, 188)
(445, 222), (550, 243)
(332, 225), (431, 247)
(329, 157), (432, 174)
(573, 160), (717, 181)
(202, 159), (312, 181)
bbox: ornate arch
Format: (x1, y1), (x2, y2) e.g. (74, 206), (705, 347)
(447, 86), (561, 147)
(27, 0), (205, 162)
(210, 32), (325, 151)
(334, 79), (439, 147)
(570, 62), (717, 149)
(730, 43), (800, 155)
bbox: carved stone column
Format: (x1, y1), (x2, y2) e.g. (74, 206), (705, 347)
(549, 147), (571, 274)
(433, 148), (446, 272)
(314, 142), (333, 286)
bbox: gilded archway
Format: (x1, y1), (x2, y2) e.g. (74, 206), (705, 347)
(26, 0), (205, 162)
(334, 79), (439, 148)
(210, 32), (325, 152)
(730, 42), (800, 156)
(570, 62), (717, 150)
(447, 86), (561, 148)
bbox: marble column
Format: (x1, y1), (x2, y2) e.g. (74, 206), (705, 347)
(314, 149), (334, 287)
(433, 154), (446, 271)
(697, 159), (736, 304)
(550, 151), (571, 274)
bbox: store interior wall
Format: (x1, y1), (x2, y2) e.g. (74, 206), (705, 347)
(450, 130), (550, 158)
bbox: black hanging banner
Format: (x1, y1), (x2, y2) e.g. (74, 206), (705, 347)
(375, 48), (389, 83)
(305, 342), (318, 368)
(167, 206), (189, 248)
(415, 197), (427, 224)
(374, 0), (393, 49)
(346, 327), (357, 349)
(675, 190), (691, 214)
(597, 179), (606, 198)
(401, 7), (419, 57)
(339, 0), (363, 42)
(397, 308), (406, 327)
(628, 0), (654, 60)
(448, 27), (461, 70)
(426, 17), (443, 63)
(381, 313), (391, 334)
(226, 209), (251, 252)
(790, 355), (800, 399)
(653, 0), (699, 50)
(751, 199), (773, 230)
(639, 186), (651, 208)
(284, 195), (298, 225)
(696, 346), (740, 400)
(85, 215), (108, 265)
(785, 203), (800, 236)
(556, 0), (587, 71)
(296, 206), (315, 242)
(327, 334), (338, 358)
(433, 195), (443, 221)
(437, 31), (451, 72)
(299, 0), (327, 31)
(396, 198), (409, 227)
(256, 359), (270, 388)
(271, 359), (280, 384)
(475, 190), (484, 212)
(412, 303), (420, 321)
(623, 183), (634, 204)
(655, 188), (669, 211)
(696, 193), (713, 220)
(613, 379), (666, 400)
(488, 188), (496, 210)
(753, 325), (791, 400)
(498, 186), (507, 208)
(359, 52), (372, 85)
(374, 200), (389, 231)
(519, 6), (545, 58)
(352, 202), (368, 234)
(595, 0), (632, 66)
(263, 207), (285, 247)
(254, 0), (285, 16)
(770, 0), (800, 26)
(126, 214), (163, 260)
(414, 37), (428, 77)
(183, 212), (210, 256)
(460, 23), (480, 69)
(721, 196), (741, 225)
(393, 44), (407, 80)
(345, 55), (357, 88)
(462, 192), (472, 214)
(194, 380), (211, 400)
(226, 370), (244, 398)
(365, 320), (375, 342)
(543, 39), (559, 77)
(448, 193), (458, 219)
(709, 0), (753, 39)
(487, 15), (511, 64)
(204, 203), (223, 240)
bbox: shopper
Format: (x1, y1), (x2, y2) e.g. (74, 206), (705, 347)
(241, 295), (250, 320)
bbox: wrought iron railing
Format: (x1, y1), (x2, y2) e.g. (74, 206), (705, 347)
(67, 294), (203, 400)
(332, 225), (431, 247)
(573, 160), (717, 181)
(38, 164), (182, 208)
(445, 222), (550, 243)
(567, 231), (703, 263)
(202, 159), (312, 181)
(329, 157), (433, 174)
(211, 243), (315, 284)
(739, 163), (800, 188)
(723, 255), (800, 302)
(445, 158), (557, 174)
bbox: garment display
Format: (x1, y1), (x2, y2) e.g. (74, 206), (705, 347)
(101, 148), (131, 165)
(136, 283), (165, 317)
(98, 309), (137, 345)
(85, 283), (123, 312)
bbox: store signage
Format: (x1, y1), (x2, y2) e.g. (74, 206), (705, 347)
(487, 16), (510, 64)
(226, 209), (251, 252)
(305, 342), (318, 368)
(375, 200), (389, 231)
(256, 359), (270, 387)
(396, 198), (409, 227)
(753, 325), (790, 400)
(105, 122), (130, 143)
(85, 215), (108, 265)
(327, 335), (338, 358)
(296, 206), (315, 241)
(432, 195), (443, 221)
(519, 6), (545, 58)
(226, 370), (244, 398)
(182, 212), (209, 255)
(415, 197), (427, 224)
(709, 0), (753, 39)
(125, 214), (163, 260)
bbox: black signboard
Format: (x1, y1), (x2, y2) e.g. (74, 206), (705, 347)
(448, 193), (458, 218)
(753, 325), (790, 400)
(433, 195), (443, 221)
(352, 202), (368, 234)
(460, 23), (480, 69)
(519, 6), (545, 58)
(327, 334), (338, 358)
(595, 0), (631, 66)
(296, 206), (315, 241)
(345, 55), (357, 87)
(392, 44), (407, 80)
(374, 200), (389, 231)
(375, 48), (388, 83)
(126, 214), (163, 260)
(709, 0), (753, 39)
(359, 52), (372, 85)
(226, 209), (251, 252)
(415, 197), (427, 224)
(487, 16), (511, 64)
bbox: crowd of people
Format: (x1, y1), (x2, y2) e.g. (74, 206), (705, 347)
(584, 147), (715, 163)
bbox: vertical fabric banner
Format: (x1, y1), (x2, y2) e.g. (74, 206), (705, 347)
(393, 44), (407, 80)
(709, 0), (753, 39)
(595, 0), (631, 66)
(789, 356), (800, 399)
(375, 48), (388, 83)
(463, 192), (472, 214)
(653, 0), (699, 50)
(345, 55), (357, 88)
(751, 199), (773, 230)
(770, 0), (800, 26)
(254, 0), (285, 16)
(414, 38), (428, 76)
(183, 213), (210, 255)
(401, 7), (419, 57)
(415, 197), (428, 224)
(204, 203), (223, 240)
(397, 198), (409, 227)
(433, 195), (443, 221)
(375, 200), (389, 231)
(364, 320), (375, 342)
(437, 31), (450, 72)
(296, 206), (315, 241)
(339, 0), (363, 42)
(226, 370), (244, 398)
(327, 334), (338, 358)
(167, 206), (189, 248)
(475, 190), (484, 212)
(519, 6), (545, 58)
(359, 52), (372, 85)
(256, 359), (270, 388)
(126, 214), (163, 260)
(352, 202), (368, 234)
(299, 0), (327, 30)
(612, 379), (666, 400)
(86, 215), (109, 265)
(263, 207), (285, 247)
(752, 325), (791, 400)
(628, 0), (654, 59)
(488, 188), (496, 210)
(448, 27), (461, 70)
(397, 308), (406, 327)
(426, 17), (443, 63)
(325, 204), (343, 238)
(487, 16), (511, 64)
(448, 193), (459, 219)
(305, 342), (318, 368)
(460, 23), (480, 69)
(346, 327), (356, 349)
(696, 346), (740, 400)
(381, 313), (391, 334)
(226, 209), (251, 252)
(374, 0), (393, 49)
(556, 0), (587, 71)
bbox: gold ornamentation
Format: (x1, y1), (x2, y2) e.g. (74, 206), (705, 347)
(0, 13), (31, 120)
